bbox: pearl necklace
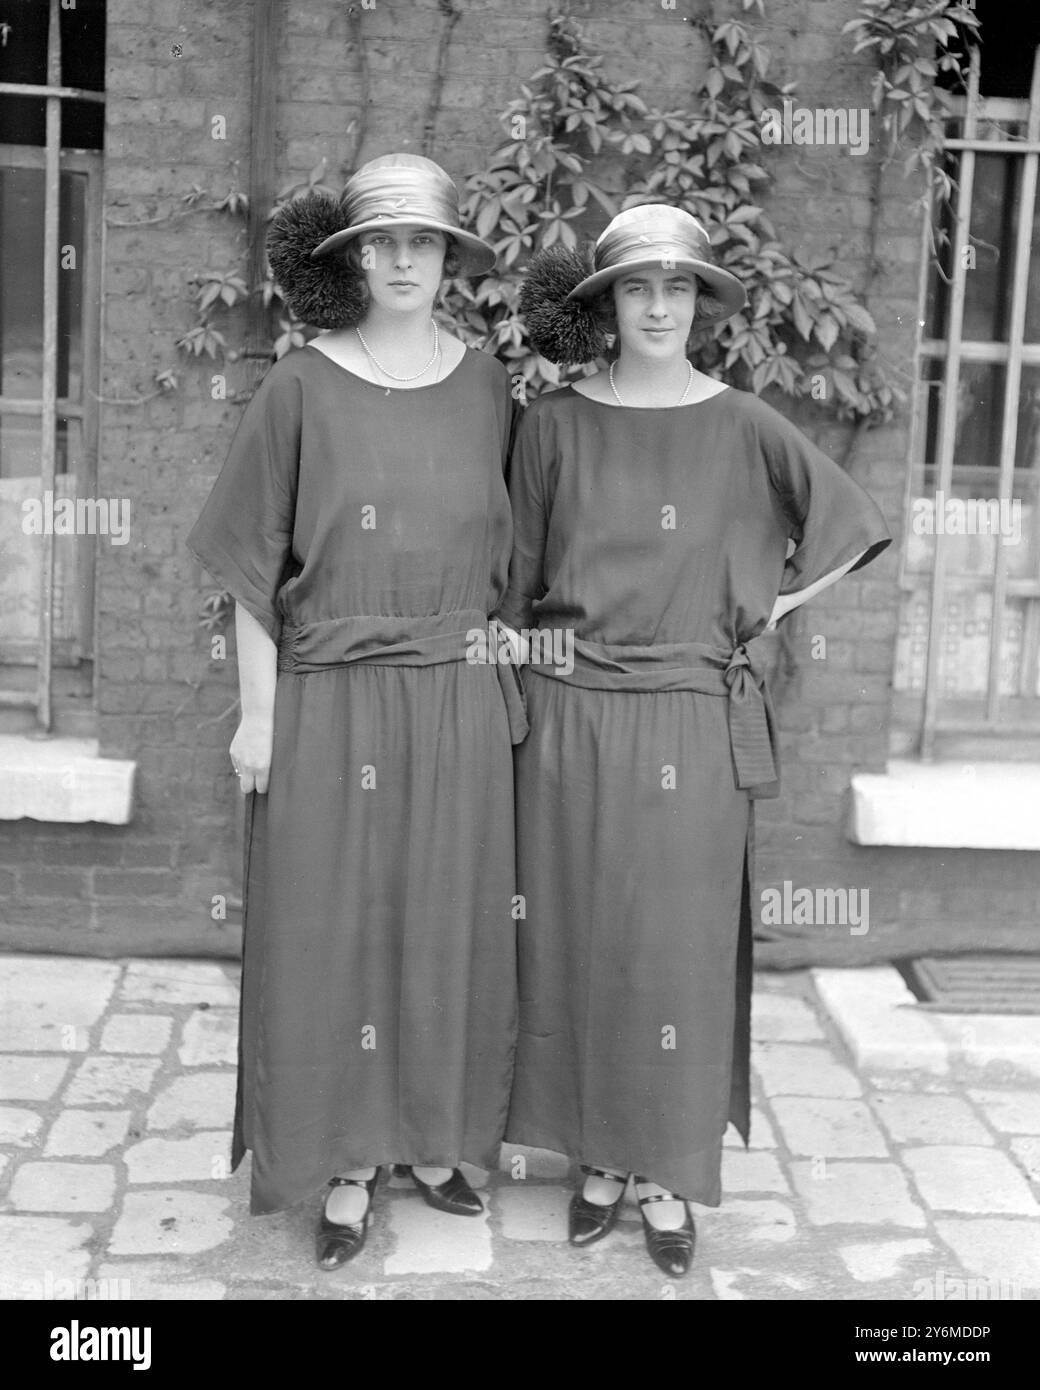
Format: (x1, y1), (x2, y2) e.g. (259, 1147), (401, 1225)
(355, 320), (440, 382)
(609, 358), (694, 408)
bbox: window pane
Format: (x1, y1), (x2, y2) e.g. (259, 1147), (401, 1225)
(0, 470), (80, 646)
(893, 588), (1027, 698)
(0, 415), (79, 479)
(921, 360), (1005, 478)
(0, 165), (86, 401)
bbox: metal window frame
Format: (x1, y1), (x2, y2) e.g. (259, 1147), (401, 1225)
(902, 46), (1040, 756)
(0, 0), (105, 730)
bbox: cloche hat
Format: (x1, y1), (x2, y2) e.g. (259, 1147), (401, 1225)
(267, 153), (495, 330)
(520, 203), (747, 366)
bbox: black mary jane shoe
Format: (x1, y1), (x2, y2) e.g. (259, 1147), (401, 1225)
(394, 1164), (484, 1217)
(568, 1165), (629, 1247)
(634, 1177), (696, 1279)
(316, 1169), (381, 1270)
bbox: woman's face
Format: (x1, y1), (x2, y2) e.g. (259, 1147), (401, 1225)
(611, 266), (698, 360)
(355, 225), (447, 315)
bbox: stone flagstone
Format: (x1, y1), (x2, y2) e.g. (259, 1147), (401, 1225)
(384, 1199), (493, 1275)
(147, 1072), (236, 1131)
(108, 1191), (234, 1256)
(790, 1161), (926, 1228)
(44, 1109), (131, 1158)
(934, 1218), (1040, 1296)
(0, 1106), (42, 1147)
(63, 1056), (160, 1105)
(838, 1238), (935, 1283)
(0, 1216), (94, 1299)
(177, 1010), (237, 1067)
(870, 1091), (994, 1146)
(100, 1013), (173, 1055)
(8, 1162), (116, 1214)
(0, 957), (119, 1052)
(0, 1056), (69, 1101)
(752, 1043), (861, 1097)
(771, 1097), (888, 1158)
(496, 1185), (569, 1242)
(720, 1149), (790, 1194)
(125, 1132), (233, 1184)
(120, 962), (238, 1008)
(903, 1146), (1039, 1216)
(95, 1260), (227, 1300)
(966, 1089), (1040, 1136)
(751, 992), (825, 1042)
(1011, 1138), (1040, 1184)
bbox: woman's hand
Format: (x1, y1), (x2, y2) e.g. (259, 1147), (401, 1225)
(230, 715), (273, 795)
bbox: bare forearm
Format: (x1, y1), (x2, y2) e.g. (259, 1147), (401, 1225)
(235, 603), (277, 723)
(767, 549), (867, 628)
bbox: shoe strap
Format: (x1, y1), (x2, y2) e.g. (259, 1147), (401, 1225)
(328, 1174), (375, 1189)
(581, 1165), (628, 1182)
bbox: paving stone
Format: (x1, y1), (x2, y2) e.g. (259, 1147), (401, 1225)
(870, 1091), (994, 1146)
(966, 1089), (1040, 1136)
(496, 1184), (569, 1241)
(0, 1216), (94, 1299)
(0, 1056), (69, 1101)
(709, 1266), (817, 1299)
(108, 1191), (234, 1255)
(790, 1161), (926, 1228)
(0, 957), (120, 1052)
(723, 1107), (778, 1150)
(751, 992), (825, 1042)
(934, 1219), (1040, 1296)
(44, 1109), (131, 1158)
(177, 1010), (237, 1066)
(771, 1097), (888, 1158)
(384, 1197), (493, 1274)
(8, 1162), (116, 1213)
(930, 1015), (1040, 1076)
(903, 1146), (1039, 1215)
(1011, 1138), (1040, 1184)
(63, 1056), (160, 1105)
(100, 1013), (173, 1055)
(120, 961), (238, 1008)
(720, 1148), (790, 1194)
(752, 1043), (861, 1097)
(693, 1198), (797, 1244)
(125, 1132), (233, 1184)
(0, 1106), (42, 1147)
(497, 1144), (571, 1180)
(147, 1073), (236, 1131)
(838, 1238), (935, 1283)
(812, 967), (948, 1073)
(95, 1261), (226, 1300)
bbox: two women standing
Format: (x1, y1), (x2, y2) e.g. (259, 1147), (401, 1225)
(187, 164), (890, 1280)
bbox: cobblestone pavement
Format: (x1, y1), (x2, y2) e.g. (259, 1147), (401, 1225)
(1, 955), (1039, 1301)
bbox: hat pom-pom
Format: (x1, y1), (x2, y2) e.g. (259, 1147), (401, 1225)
(519, 244), (607, 366)
(266, 191), (367, 330)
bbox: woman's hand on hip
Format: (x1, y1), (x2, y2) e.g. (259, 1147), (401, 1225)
(230, 716), (273, 795)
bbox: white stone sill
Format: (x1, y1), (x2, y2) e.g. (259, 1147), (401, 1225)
(849, 758), (1040, 851)
(0, 735), (136, 824)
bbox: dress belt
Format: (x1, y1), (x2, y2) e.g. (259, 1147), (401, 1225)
(527, 631), (780, 799)
(276, 609), (529, 745)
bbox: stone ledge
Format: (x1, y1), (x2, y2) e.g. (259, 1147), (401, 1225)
(848, 759), (1040, 850)
(0, 736), (135, 824)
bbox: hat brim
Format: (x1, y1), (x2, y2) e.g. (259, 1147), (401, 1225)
(310, 219), (496, 277)
(566, 256), (746, 326)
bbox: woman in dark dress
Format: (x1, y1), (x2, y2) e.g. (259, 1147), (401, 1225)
(186, 154), (526, 1268)
(500, 204), (891, 1277)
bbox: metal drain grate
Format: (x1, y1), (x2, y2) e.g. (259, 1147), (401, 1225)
(902, 954), (1040, 1015)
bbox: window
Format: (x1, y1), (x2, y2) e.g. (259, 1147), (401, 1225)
(0, 0), (104, 732)
(893, 40), (1040, 760)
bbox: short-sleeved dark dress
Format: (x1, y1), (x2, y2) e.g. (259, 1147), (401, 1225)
(186, 345), (525, 1215)
(499, 384), (890, 1204)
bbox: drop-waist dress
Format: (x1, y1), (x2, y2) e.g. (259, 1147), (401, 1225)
(186, 345), (526, 1214)
(499, 384), (890, 1203)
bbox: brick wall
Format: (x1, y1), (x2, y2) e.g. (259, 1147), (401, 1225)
(3, 0), (1036, 959)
